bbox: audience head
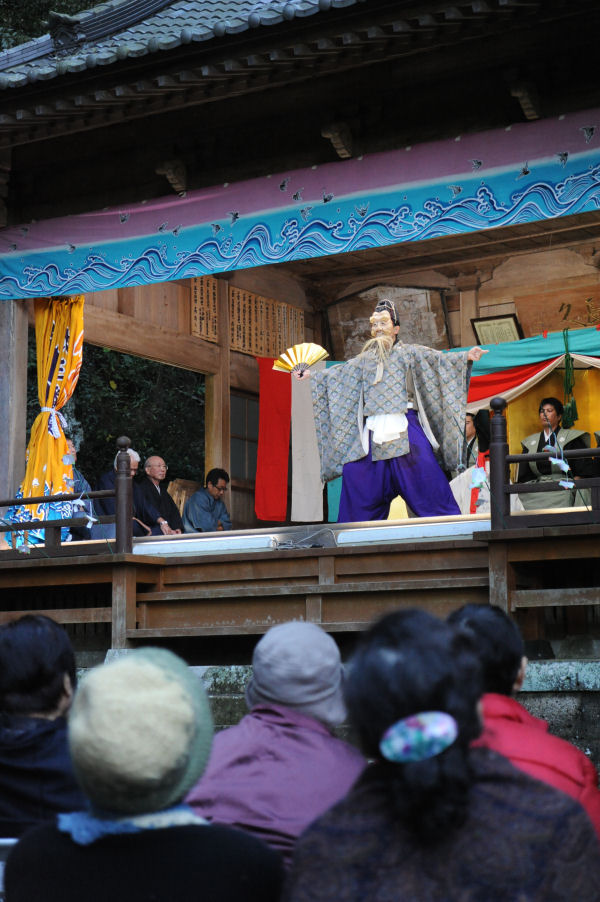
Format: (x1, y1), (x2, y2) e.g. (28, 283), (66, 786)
(0, 615), (76, 718)
(68, 647), (213, 816)
(205, 468), (229, 499)
(465, 413), (476, 441)
(465, 410), (490, 453)
(112, 448), (141, 474)
(144, 456), (168, 485)
(245, 622), (347, 727)
(448, 604), (525, 696)
(344, 609), (482, 840)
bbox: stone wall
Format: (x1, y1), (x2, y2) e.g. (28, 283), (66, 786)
(197, 660), (600, 773)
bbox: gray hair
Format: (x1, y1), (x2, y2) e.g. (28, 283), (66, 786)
(113, 448), (141, 469)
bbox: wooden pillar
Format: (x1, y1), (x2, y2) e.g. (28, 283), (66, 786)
(205, 277), (231, 480)
(111, 564), (136, 649)
(456, 273), (481, 347)
(0, 299), (28, 505)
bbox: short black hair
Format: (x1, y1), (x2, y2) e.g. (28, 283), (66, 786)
(539, 397), (563, 418)
(205, 468), (229, 488)
(0, 615), (76, 715)
(447, 604), (524, 696)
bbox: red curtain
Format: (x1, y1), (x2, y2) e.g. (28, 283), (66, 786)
(255, 358), (291, 521)
(467, 359), (556, 403)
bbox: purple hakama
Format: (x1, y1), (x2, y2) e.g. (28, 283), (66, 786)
(337, 410), (460, 522)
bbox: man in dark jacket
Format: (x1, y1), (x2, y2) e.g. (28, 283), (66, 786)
(138, 456), (183, 533)
(0, 615), (85, 837)
(95, 448), (174, 537)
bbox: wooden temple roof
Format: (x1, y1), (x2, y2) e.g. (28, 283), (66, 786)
(1, 0), (598, 160)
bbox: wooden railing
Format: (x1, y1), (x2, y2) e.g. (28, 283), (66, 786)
(488, 397), (600, 530)
(0, 436), (134, 554)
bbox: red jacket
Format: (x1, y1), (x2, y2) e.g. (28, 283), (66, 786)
(474, 693), (600, 840)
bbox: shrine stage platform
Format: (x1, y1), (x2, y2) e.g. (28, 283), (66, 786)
(0, 513), (598, 650)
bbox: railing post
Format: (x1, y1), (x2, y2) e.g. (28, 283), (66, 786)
(115, 435), (133, 554)
(489, 397), (510, 530)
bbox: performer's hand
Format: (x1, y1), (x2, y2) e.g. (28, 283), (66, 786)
(292, 369), (311, 381)
(467, 346), (489, 362)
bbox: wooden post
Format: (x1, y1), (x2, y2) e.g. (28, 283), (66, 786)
(488, 542), (510, 612)
(205, 277), (231, 478)
(115, 436), (133, 554)
(111, 565), (136, 649)
(0, 299), (28, 505)
(456, 273), (481, 347)
(489, 397), (511, 531)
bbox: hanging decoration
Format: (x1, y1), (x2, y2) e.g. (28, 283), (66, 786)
(561, 328), (578, 428)
(7, 295), (85, 546)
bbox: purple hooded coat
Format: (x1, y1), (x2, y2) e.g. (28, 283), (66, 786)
(185, 704), (366, 866)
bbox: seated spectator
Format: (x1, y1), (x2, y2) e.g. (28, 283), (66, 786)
(138, 456), (183, 533)
(286, 609), (600, 902)
(517, 397), (593, 509)
(0, 615), (85, 837)
(464, 412), (479, 467)
(95, 449), (174, 538)
(5, 648), (284, 902)
(65, 439), (94, 541)
(183, 468), (232, 532)
(448, 603), (600, 839)
(187, 622), (366, 866)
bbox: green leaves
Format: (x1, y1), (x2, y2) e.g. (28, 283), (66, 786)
(0, 1), (95, 48)
(26, 333), (206, 487)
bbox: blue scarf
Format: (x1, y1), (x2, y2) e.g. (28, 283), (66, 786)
(58, 803), (208, 845)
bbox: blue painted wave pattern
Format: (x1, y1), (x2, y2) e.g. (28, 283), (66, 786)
(1, 161), (600, 298)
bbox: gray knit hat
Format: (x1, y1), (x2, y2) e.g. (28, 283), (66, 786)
(245, 622), (346, 727)
(68, 647), (213, 815)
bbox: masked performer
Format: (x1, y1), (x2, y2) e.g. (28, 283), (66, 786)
(308, 299), (487, 522)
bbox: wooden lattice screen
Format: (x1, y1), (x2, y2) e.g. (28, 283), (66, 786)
(229, 287), (304, 357)
(191, 277), (304, 356)
(191, 276), (219, 342)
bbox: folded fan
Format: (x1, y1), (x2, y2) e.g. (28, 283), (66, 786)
(272, 342), (329, 375)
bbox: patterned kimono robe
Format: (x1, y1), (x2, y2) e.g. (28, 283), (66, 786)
(310, 341), (470, 482)
(517, 427), (592, 509)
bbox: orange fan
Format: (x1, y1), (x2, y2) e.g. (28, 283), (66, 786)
(272, 342), (329, 376)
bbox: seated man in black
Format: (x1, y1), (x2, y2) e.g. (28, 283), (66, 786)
(517, 397), (593, 509)
(138, 456), (183, 534)
(95, 448), (174, 537)
(0, 615), (85, 837)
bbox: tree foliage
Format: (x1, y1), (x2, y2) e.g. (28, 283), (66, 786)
(27, 335), (206, 488)
(0, 1), (94, 49)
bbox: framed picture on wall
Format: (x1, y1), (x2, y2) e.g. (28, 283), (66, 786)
(471, 314), (524, 345)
